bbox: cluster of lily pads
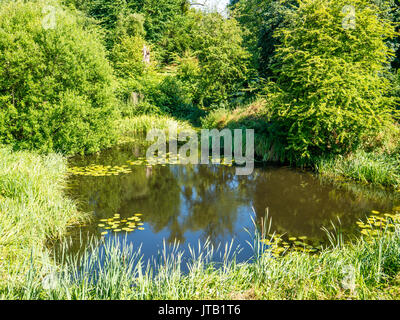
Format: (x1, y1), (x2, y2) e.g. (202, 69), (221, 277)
(357, 207), (400, 240)
(97, 213), (144, 236)
(127, 153), (235, 167)
(68, 154), (236, 177)
(127, 154), (180, 167)
(261, 234), (319, 258)
(262, 206), (400, 257)
(68, 164), (132, 177)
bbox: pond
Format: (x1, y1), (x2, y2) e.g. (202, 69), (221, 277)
(62, 142), (400, 265)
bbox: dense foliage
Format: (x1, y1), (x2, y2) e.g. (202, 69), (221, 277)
(161, 10), (253, 107)
(1, 0), (399, 165)
(235, 0), (398, 165)
(0, 0), (118, 154)
(64, 0), (189, 44)
(230, 0), (297, 78)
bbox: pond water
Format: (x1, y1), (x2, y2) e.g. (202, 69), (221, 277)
(63, 142), (400, 265)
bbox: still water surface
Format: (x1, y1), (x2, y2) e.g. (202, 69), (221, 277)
(64, 143), (399, 264)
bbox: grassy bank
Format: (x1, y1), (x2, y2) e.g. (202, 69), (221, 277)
(202, 100), (400, 191)
(0, 147), (87, 285)
(201, 100), (284, 162)
(115, 115), (196, 144)
(2, 211), (400, 300)
(316, 151), (400, 191)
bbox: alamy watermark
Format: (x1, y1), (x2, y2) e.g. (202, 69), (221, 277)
(42, 5), (56, 30)
(146, 126), (255, 176)
(342, 5), (356, 30)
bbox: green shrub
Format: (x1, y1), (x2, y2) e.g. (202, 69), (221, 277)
(111, 32), (153, 115)
(152, 76), (193, 115)
(0, 0), (118, 154)
(267, 0), (398, 165)
(111, 34), (149, 79)
(64, 0), (188, 44)
(161, 10), (253, 107)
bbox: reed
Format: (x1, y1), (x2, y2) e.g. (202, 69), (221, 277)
(115, 115), (195, 144)
(0, 147), (87, 284)
(317, 150), (400, 190)
(2, 212), (400, 300)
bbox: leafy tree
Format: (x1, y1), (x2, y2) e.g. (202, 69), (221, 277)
(66, 0), (130, 30)
(110, 11), (150, 81)
(0, 0), (118, 154)
(161, 10), (253, 107)
(230, 0), (297, 78)
(373, 0), (400, 69)
(267, 0), (398, 165)
(141, 0), (190, 42)
(64, 0), (190, 44)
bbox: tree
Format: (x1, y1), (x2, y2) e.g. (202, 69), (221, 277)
(0, 0), (118, 154)
(64, 0), (190, 44)
(267, 0), (398, 164)
(230, 0), (297, 78)
(373, 0), (400, 70)
(161, 10), (253, 107)
(141, 0), (190, 42)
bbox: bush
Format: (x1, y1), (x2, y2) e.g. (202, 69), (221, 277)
(152, 76), (193, 115)
(0, 0), (118, 154)
(267, 0), (398, 165)
(111, 35), (149, 79)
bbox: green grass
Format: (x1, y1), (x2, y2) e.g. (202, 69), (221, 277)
(115, 115), (196, 144)
(317, 150), (400, 191)
(0, 147), (87, 285)
(2, 212), (400, 300)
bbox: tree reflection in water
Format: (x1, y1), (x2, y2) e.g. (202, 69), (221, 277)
(61, 143), (399, 262)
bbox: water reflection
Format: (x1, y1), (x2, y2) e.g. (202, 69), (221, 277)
(63, 143), (400, 262)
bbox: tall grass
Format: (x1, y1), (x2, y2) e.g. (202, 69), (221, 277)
(2, 212), (400, 300)
(115, 115), (195, 144)
(200, 100), (288, 162)
(317, 150), (400, 190)
(0, 147), (87, 285)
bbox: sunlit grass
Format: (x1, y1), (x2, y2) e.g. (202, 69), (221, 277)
(115, 115), (195, 144)
(2, 208), (400, 300)
(317, 150), (400, 190)
(0, 147), (88, 284)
